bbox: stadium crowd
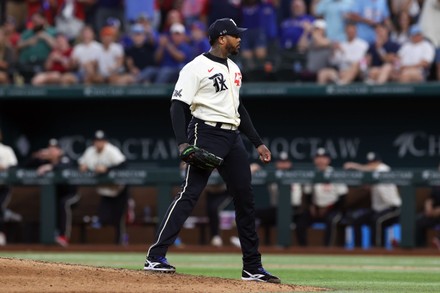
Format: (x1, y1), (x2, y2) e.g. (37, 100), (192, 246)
(0, 0), (439, 85)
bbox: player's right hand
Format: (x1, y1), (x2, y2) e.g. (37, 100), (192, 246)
(178, 143), (190, 155)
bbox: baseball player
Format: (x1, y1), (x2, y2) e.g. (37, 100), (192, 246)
(26, 138), (79, 247)
(144, 18), (280, 283)
(296, 148), (348, 247)
(78, 130), (128, 244)
(344, 152), (402, 247)
(0, 130), (18, 245)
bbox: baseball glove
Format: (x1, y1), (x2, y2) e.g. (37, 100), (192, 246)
(179, 145), (223, 170)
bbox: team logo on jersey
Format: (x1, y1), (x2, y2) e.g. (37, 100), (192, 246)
(173, 89), (182, 98)
(209, 73), (228, 93)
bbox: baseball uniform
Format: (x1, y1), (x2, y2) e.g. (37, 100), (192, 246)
(144, 18), (280, 284)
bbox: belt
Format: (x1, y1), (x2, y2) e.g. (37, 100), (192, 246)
(204, 121), (238, 131)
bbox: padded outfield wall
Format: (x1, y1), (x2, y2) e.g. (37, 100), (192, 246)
(0, 82), (439, 169)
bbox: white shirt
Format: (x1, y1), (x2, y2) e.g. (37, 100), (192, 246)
(371, 163), (402, 212)
(420, 0), (440, 47)
(78, 143), (126, 197)
(171, 54), (242, 127)
(78, 143), (125, 170)
(303, 167), (348, 208)
(72, 41), (103, 66)
(398, 40), (435, 66)
(332, 38), (369, 69)
(0, 143), (17, 169)
(97, 43), (124, 77)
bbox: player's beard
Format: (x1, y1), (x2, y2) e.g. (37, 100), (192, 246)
(226, 42), (240, 55)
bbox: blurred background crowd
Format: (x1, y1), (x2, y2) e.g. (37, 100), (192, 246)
(0, 0), (439, 86)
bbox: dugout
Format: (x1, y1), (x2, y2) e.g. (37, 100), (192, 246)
(0, 83), (440, 246)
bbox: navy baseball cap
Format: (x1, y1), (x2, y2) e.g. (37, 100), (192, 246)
(94, 130), (107, 140)
(208, 18), (247, 42)
(314, 148), (330, 158)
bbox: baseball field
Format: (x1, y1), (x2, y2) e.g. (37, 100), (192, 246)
(0, 249), (439, 293)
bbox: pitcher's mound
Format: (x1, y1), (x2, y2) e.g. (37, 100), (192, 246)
(0, 257), (327, 292)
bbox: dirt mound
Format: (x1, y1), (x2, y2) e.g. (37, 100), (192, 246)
(0, 257), (326, 293)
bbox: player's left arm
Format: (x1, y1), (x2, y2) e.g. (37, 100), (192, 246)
(238, 102), (271, 163)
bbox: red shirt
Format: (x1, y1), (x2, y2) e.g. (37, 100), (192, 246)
(48, 47), (72, 73)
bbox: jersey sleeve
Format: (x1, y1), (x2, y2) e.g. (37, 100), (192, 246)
(5, 147), (17, 167)
(171, 63), (200, 105)
(108, 145), (126, 166)
(78, 147), (92, 166)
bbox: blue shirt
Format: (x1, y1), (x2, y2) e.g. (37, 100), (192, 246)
(280, 15), (315, 49)
(315, 0), (353, 42)
(161, 42), (192, 68)
(350, 0), (390, 43)
(125, 0), (154, 22)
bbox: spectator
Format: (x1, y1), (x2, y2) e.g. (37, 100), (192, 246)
(255, 152), (302, 245)
(279, 0), (315, 51)
(91, 26), (132, 85)
(297, 19), (332, 81)
(419, 0), (440, 81)
(78, 130), (128, 244)
(26, 0), (60, 26)
(207, 0), (241, 27)
(161, 9), (183, 33)
(240, 0), (269, 71)
(364, 23), (400, 84)
(62, 25), (102, 85)
(94, 0), (124, 34)
(394, 24), (435, 83)
(296, 148), (348, 247)
(0, 129), (18, 246)
(5, 0), (26, 30)
(124, 24), (157, 84)
(313, 0), (353, 42)
(31, 33), (74, 85)
(317, 22), (368, 85)
(0, 27), (15, 85)
(346, 0), (391, 44)
(153, 23), (192, 84)
(415, 184), (440, 247)
(390, 11), (411, 45)
(390, 0), (420, 23)
(26, 138), (79, 247)
(54, 0), (86, 41)
(4, 15), (21, 49)
(124, 0), (155, 25)
(188, 21), (210, 59)
(343, 152), (401, 248)
(180, 0), (209, 27)
(17, 11), (57, 84)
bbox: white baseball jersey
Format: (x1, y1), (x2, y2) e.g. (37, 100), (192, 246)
(78, 142), (126, 197)
(78, 143), (125, 170)
(371, 163), (402, 212)
(0, 143), (17, 169)
(303, 167), (348, 208)
(171, 54), (243, 127)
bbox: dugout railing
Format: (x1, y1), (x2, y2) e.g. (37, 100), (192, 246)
(1, 168), (439, 248)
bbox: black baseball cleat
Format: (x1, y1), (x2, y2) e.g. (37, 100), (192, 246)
(144, 256), (176, 273)
(242, 267), (281, 284)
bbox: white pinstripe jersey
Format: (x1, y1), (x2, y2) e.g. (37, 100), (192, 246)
(171, 54), (243, 127)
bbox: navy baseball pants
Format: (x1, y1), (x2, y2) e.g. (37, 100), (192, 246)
(148, 118), (262, 269)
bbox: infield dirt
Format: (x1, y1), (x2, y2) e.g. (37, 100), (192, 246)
(0, 257), (327, 293)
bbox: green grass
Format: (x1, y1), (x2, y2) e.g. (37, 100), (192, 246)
(1, 252), (439, 292)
